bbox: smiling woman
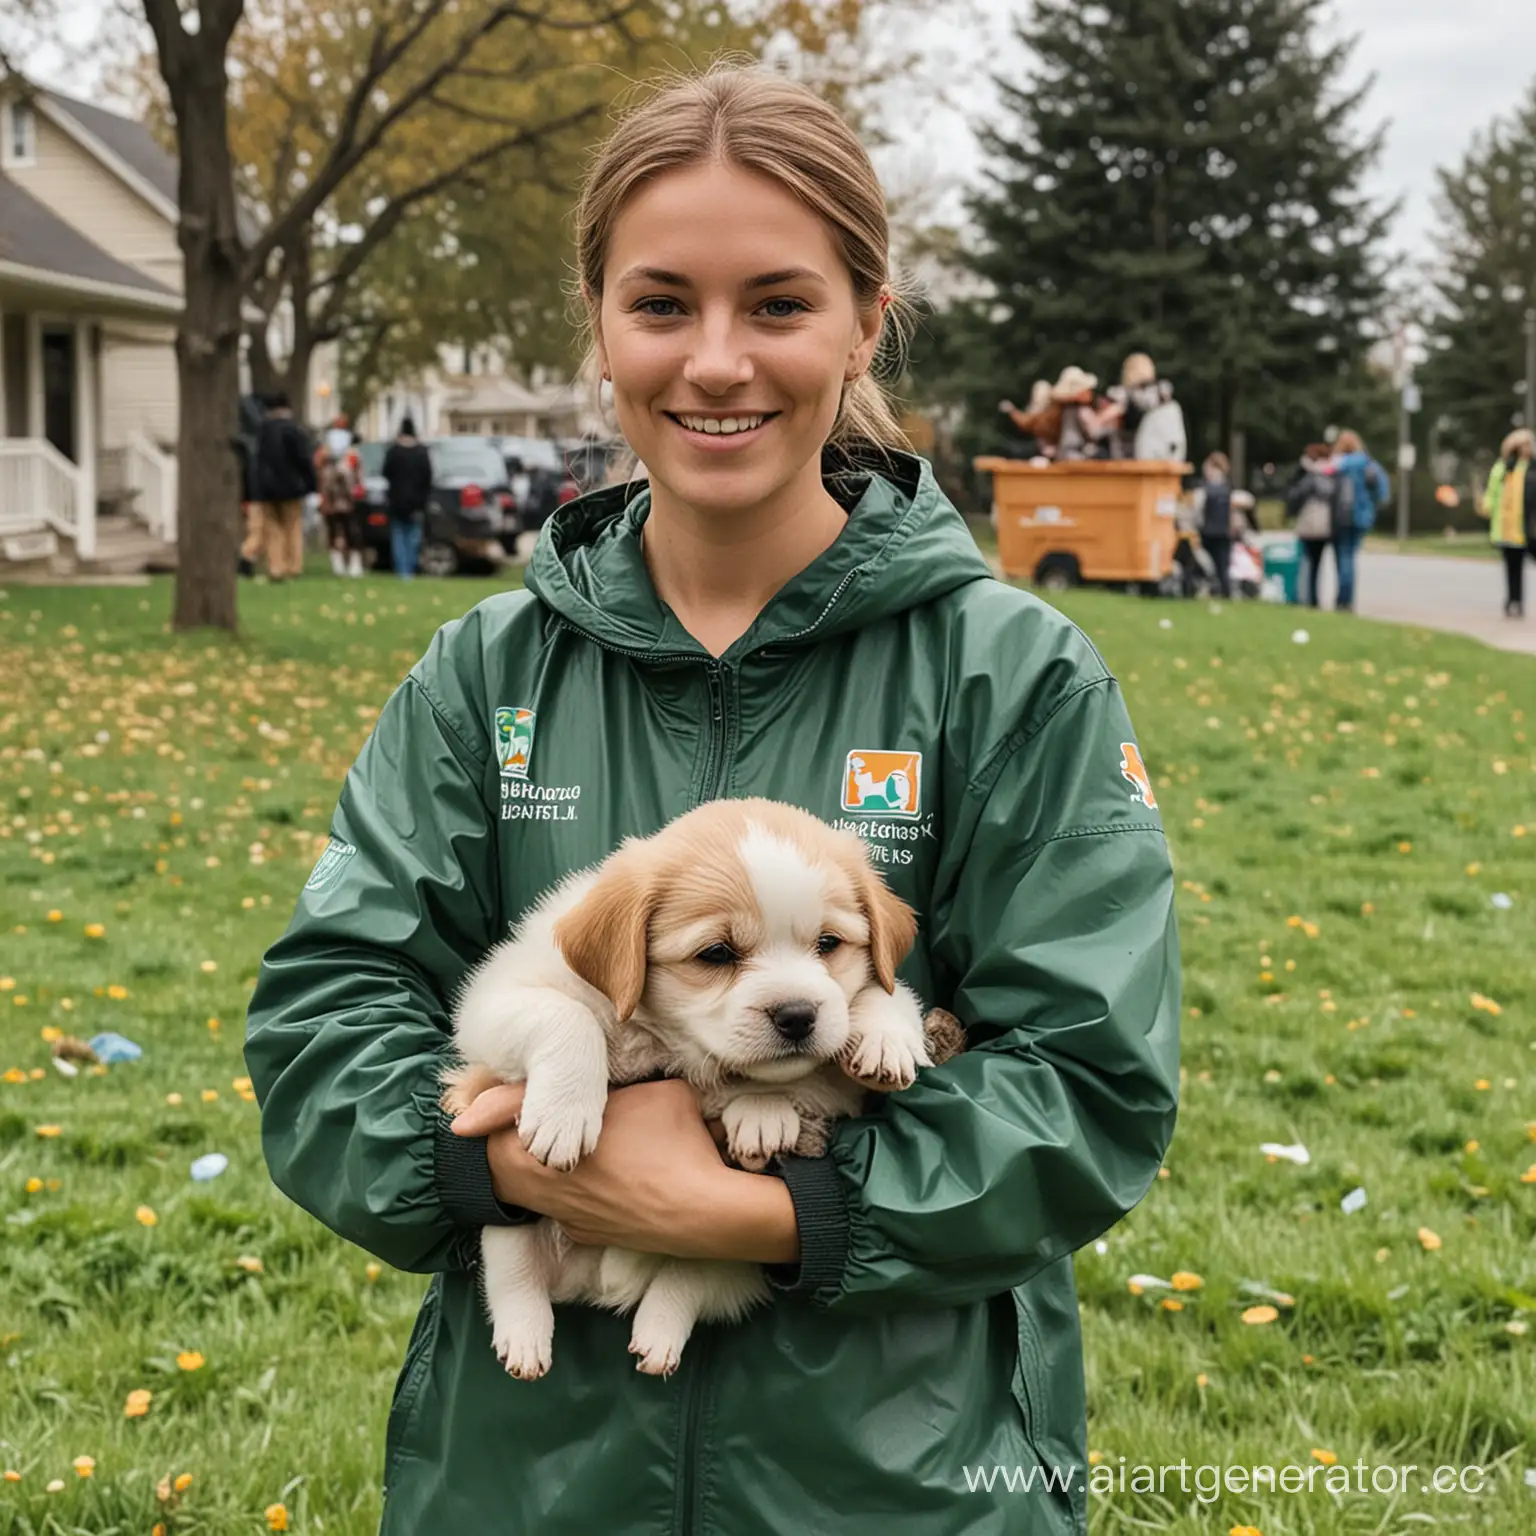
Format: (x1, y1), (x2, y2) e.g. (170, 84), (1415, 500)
(245, 63), (1179, 1536)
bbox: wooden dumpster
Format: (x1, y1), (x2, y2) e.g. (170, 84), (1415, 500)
(973, 457), (1191, 589)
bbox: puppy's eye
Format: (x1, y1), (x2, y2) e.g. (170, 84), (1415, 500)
(697, 943), (739, 966)
(816, 934), (843, 956)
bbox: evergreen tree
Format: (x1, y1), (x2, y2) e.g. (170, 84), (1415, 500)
(931, 0), (1394, 474)
(1419, 83), (1536, 457)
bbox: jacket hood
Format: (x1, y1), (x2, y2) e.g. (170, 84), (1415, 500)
(524, 448), (992, 659)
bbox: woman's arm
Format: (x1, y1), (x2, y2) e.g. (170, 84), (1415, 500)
(770, 674), (1180, 1312)
(453, 1080), (800, 1263)
(245, 620), (528, 1274)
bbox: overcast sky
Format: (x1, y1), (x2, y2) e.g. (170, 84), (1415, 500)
(28, 0), (1536, 267)
(880, 0), (1536, 265)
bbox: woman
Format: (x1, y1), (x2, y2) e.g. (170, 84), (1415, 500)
(1190, 450), (1237, 599)
(245, 67), (1179, 1535)
(1481, 428), (1536, 617)
(1330, 429), (1391, 612)
(1285, 442), (1340, 607)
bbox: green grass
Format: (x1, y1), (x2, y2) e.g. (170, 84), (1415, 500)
(1, 571), (1533, 1534)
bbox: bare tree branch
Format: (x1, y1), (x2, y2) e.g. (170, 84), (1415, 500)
(245, 0), (638, 277)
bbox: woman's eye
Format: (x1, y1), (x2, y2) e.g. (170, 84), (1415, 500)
(816, 934), (843, 956)
(761, 298), (808, 319)
(697, 943), (739, 966)
(634, 298), (682, 318)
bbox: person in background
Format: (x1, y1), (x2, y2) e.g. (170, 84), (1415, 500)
(382, 417), (433, 579)
(235, 392), (267, 578)
(1330, 429), (1391, 613)
(1190, 451), (1236, 599)
(318, 414), (365, 578)
(1480, 427), (1536, 617)
(1285, 442), (1340, 607)
(250, 391), (317, 583)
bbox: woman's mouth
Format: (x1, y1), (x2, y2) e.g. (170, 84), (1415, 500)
(664, 411), (779, 450)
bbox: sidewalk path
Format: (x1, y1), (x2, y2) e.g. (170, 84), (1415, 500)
(1350, 550), (1536, 658)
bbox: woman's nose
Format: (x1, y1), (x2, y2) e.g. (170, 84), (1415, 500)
(682, 315), (754, 394)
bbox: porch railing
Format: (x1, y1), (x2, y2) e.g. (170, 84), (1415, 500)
(125, 431), (178, 543)
(0, 439), (82, 551)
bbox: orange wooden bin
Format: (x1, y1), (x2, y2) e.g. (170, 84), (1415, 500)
(973, 458), (1191, 590)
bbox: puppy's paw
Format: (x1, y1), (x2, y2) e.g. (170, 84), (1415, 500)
(439, 1060), (505, 1118)
(721, 1095), (801, 1172)
(517, 1080), (605, 1170)
(842, 987), (932, 1090)
(493, 1325), (553, 1382)
(628, 1321), (687, 1377)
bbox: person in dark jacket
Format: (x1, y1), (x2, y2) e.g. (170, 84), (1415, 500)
(381, 417), (434, 579)
(1191, 450), (1236, 598)
(1285, 442), (1342, 607)
(251, 391), (317, 581)
(245, 68), (1179, 1536)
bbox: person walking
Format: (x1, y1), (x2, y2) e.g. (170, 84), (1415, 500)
(1329, 429), (1391, 613)
(245, 65), (1178, 1536)
(1285, 442), (1341, 607)
(319, 415), (365, 578)
(1191, 451), (1236, 599)
(250, 391), (317, 582)
(1480, 427), (1536, 617)
(382, 417), (433, 579)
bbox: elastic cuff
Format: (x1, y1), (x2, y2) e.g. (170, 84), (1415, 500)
(433, 1114), (537, 1228)
(766, 1153), (850, 1300)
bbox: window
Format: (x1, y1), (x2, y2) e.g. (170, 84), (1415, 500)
(3, 101), (37, 168)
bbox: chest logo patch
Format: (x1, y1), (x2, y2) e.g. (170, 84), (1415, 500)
(1119, 741), (1157, 809)
(495, 707), (537, 779)
(841, 750), (922, 818)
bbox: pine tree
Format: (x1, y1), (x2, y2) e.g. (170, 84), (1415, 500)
(934, 0), (1394, 472)
(1420, 84), (1536, 457)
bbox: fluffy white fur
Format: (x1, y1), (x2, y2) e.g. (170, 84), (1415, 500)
(442, 798), (930, 1380)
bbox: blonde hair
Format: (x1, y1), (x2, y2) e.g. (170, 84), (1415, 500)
(572, 65), (914, 459)
(1121, 352), (1155, 388)
(1335, 429), (1364, 454)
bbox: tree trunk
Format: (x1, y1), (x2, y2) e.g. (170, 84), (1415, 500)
(169, 58), (245, 633)
(245, 321), (280, 397)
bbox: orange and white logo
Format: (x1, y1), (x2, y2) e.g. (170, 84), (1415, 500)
(841, 750), (921, 818)
(1119, 742), (1157, 809)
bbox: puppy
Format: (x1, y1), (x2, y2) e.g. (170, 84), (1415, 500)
(441, 797), (932, 1379)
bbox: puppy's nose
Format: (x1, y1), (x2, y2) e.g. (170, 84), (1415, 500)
(769, 1000), (818, 1043)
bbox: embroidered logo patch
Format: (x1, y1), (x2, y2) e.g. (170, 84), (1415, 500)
(840, 750), (921, 818)
(304, 838), (357, 891)
(1119, 741), (1157, 809)
(494, 706), (536, 779)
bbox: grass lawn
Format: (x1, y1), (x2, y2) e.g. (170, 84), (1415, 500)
(1, 571), (1532, 1534)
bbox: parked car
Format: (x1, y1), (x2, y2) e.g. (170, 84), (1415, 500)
(356, 435), (516, 575)
(493, 434), (569, 530)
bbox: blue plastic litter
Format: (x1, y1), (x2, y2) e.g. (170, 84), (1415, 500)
(190, 1153), (229, 1182)
(88, 1032), (143, 1064)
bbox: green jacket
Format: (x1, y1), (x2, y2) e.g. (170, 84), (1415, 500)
(245, 450), (1180, 1535)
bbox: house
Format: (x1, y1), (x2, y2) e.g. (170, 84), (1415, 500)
(0, 85), (182, 566)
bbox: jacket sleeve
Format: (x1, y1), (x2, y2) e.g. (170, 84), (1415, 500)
(773, 675), (1180, 1313)
(244, 635), (530, 1275)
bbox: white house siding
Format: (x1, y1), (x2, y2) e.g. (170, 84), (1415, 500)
(5, 114), (182, 295)
(100, 324), (178, 450)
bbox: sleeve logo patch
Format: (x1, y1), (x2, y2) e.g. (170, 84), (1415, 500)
(841, 750), (922, 817)
(304, 838), (357, 891)
(1119, 742), (1157, 809)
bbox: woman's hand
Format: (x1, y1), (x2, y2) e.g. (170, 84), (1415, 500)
(450, 1079), (800, 1265)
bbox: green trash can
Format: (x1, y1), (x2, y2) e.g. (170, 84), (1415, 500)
(1260, 533), (1301, 604)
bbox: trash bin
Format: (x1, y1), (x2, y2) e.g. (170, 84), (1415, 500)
(1259, 533), (1301, 604)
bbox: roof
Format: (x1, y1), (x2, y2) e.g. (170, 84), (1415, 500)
(0, 173), (179, 306)
(43, 89), (178, 207)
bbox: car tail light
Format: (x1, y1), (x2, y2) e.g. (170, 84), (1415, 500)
(368, 512), (387, 526)
(557, 477), (579, 505)
(498, 492), (515, 510)
(461, 483), (485, 509)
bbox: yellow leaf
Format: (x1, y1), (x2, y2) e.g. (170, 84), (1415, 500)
(1311, 1448), (1337, 1466)
(35, 1125), (61, 1138)
(1171, 1271), (1204, 1291)
(1418, 1227), (1442, 1251)
(265, 1503), (290, 1532)
(1241, 1305), (1279, 1325)
(72, 1455), (94, 1478)
(177, 1351), (205, 1371)
(136, 1205), (158, 1227)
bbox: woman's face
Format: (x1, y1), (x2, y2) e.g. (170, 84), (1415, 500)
(593, 160), (883, 517)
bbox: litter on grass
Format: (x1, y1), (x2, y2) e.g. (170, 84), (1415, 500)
(88, 1032), (142, 1064)
(1340, 1187), (1368, 1214)
(1260, 1142), (1311, 1165)
(190, 1153), (229, 1182)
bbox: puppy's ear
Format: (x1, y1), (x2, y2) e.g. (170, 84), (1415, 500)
(856, 860), (918, 993)
(552, 851), (655, 1021)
